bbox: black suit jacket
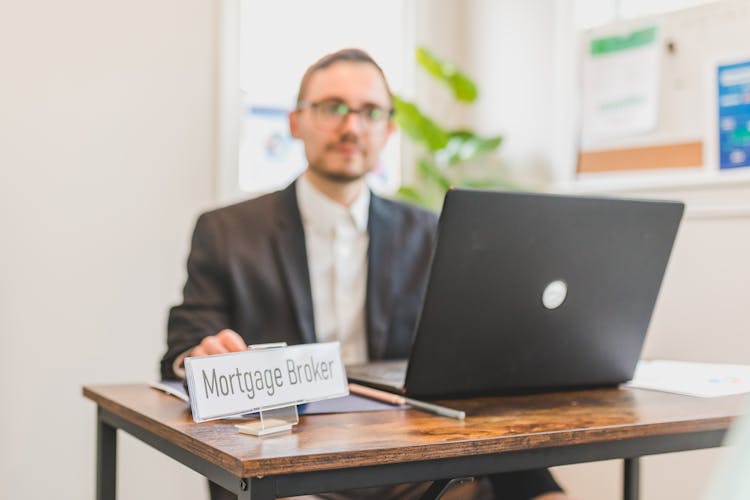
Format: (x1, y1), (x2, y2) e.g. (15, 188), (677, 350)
(161, 181), (437, 379)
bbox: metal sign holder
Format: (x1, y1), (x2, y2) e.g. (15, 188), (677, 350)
(234, 342), (298, 437)
(235, 403), (299, 437)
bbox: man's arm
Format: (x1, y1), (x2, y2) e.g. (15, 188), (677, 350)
(161, 213), (239, 378)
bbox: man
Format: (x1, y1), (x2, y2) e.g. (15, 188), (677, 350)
(162, 49), (569, 500)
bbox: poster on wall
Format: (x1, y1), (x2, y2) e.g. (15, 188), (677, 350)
(717, 60), (750, 170)
(239, 106), (305, 195)
(576, 0), (750, 178)
(581, 25), (662, 145)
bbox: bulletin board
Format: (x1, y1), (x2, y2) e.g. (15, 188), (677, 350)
(577, 0), (750, 178)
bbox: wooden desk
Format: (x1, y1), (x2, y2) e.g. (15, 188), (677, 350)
(83, 384), (745, 500)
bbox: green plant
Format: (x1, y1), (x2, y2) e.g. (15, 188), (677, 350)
(393, 47), (511, 210)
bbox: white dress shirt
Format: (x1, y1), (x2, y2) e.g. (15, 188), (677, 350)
(296, 175), (370, 365)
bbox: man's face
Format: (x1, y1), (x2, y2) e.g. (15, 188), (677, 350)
(289, 61), (394, 183)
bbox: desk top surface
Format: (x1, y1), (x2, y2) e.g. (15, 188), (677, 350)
(83, 383), (745, 477)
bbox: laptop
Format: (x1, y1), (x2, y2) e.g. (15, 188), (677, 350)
(347, 188), (684, 399)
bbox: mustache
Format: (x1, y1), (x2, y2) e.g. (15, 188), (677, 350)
(326, 133), (359, 150)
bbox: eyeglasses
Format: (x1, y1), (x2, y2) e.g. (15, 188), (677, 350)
(296, 98), (394, 131)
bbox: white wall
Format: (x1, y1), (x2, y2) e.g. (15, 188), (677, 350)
(0, 1), (217, 498)
(465, 0), (560, 187)
(413, 0), (470, 128)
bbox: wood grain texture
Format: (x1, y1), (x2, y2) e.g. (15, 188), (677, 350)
(83, 384), (745, 478)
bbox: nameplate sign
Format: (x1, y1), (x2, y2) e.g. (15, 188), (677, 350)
(184, 342), (348, 422)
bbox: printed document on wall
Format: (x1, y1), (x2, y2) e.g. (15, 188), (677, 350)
(581, 25), (662, 148)
(717, 59), (750, 170)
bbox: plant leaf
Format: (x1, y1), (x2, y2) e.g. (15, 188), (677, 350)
(436, 131), (503, 166)
(418, 159), (452, 191)
(395, 186), (429, 206)
(461, 178), (519, 190)
(392, 96), (450, 152)
(416, 47), (478, 103)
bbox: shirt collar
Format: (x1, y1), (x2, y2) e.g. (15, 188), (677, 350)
(296, 173), (370, 234)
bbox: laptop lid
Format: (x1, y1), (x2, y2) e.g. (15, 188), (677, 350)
(402, 188), (684, 399)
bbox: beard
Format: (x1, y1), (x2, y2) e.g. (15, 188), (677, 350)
(307, 163), (369, 183)
(307, 135), (373, 183)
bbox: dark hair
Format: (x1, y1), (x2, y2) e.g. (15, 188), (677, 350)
(296, 48), (392, 104)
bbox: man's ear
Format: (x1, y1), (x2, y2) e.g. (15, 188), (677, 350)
(386, 119), (396, 137)
(289, 111), (301, 139)
(380, 119), (395, 143)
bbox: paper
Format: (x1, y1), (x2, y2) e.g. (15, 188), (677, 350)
(298, 394), (408, 414)
(625, 360), (750, 397)
(581, 25), (662, 147)
(150, 381), (190, 402)
(152, 380), (406, 416)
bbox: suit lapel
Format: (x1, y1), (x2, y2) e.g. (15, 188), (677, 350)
(271, 182), (317, 344)
(366, 193), (397, 360)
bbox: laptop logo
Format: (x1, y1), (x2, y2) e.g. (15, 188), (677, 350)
(542, 280), (567, 309)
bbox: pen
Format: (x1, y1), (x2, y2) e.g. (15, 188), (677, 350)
(348, 383), (465, 420)
(403, 397), (466, 420)
(348, 383), (404, 405)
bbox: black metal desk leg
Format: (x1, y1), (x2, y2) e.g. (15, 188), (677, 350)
(237, 481), (250, 500)
(238, 478), (274, 500)
(623, 457), (640, 500)
(97, 408), (117, 500)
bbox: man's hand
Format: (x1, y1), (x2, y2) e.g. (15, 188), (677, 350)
(191, 329), (246, 357)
